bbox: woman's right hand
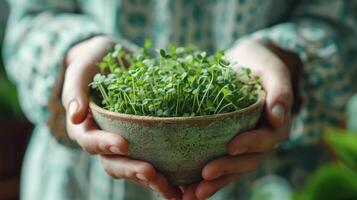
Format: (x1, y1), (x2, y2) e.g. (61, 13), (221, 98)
(62, 36), (181, 200)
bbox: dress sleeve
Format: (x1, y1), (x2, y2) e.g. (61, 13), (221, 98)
(3, 0), (103, 146)
(237, 0), (357, 146)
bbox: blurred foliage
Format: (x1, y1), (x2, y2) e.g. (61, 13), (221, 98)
(347, 94), (357, 131)
(295, 164), (357, 200)
(0, 68), (21, 117)
(0, 1), (22, 118)
(325, 128), (357, 171)
(295, 128), (357, 200)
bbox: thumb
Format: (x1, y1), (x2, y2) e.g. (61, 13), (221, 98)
(62, 61), (98, 124)
(262, 66), (293, 128)
(225, 39), (294, 128)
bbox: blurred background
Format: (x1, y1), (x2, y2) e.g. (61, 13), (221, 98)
(0, 0), (356, 200)
(0, 1), (32, 200)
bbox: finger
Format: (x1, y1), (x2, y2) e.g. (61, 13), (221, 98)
(100, 155), (157, 181)
(202, 154), (262, 180)
(250, 48), (293, 128)
(67, 114), (128, 155)
(226, 40), (293, 128)
(260, 67), (293, 128)
(227, 128), (278, 155)
(195, 174), (240, 200)
(149, 173), (182, 199)
(131, 179), (182, 200)
(249, 56), (293, 128)
(62, 60), (98, 124)
(100, 156), (182, 199)
(182, 184), (199, 200)
(62, 36), (114, 124)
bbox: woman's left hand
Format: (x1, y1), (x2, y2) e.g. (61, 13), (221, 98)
(182, 40), (296, 200)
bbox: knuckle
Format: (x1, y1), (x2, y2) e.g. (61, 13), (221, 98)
(103, 166), (118, 178)
(112, 136), (126, 148)
(124, 169), (136, 179)
(100, 157), (121, 179)
(82, 145), (97, 155)
(228, 134), (245, 151)
(98, 141), (110, 151)
(230, 134), (241, 147)
(136, 163), (154, 174)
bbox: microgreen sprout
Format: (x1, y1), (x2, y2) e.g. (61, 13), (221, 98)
(90, 40), (262, 117)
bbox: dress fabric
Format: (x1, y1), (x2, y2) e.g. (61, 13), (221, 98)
(3, 0), (357, 199)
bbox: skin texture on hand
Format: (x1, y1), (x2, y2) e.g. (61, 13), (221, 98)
(181, 40), (297, 200)
(62, 36), (182, 200)
(62, 37), (298, 200)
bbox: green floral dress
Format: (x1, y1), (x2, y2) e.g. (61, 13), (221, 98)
(3, 0), (357, 199)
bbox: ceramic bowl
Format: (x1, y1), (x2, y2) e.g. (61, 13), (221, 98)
(89, 91), (265, 185)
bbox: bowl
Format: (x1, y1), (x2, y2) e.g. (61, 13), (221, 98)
(89, 90), (265, 185)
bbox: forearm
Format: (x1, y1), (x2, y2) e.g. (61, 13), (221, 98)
(4, 12), (101, 122)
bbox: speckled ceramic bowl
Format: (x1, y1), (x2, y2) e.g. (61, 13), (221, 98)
(89, 91), (265, 185)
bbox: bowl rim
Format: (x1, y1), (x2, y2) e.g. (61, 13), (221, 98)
(89, 89), (266, 122)
(89, 90), (266, 123)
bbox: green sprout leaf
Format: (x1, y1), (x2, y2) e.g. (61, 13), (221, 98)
(160, 49), (166, 58)
(144, 39), (152, 49)
(90, 40), (262, 117)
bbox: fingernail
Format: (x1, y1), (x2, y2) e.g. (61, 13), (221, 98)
(272, 104), (285, 124)
(136, 173), (148, 181)
(232, 147), (247, 155)
(109, 146), (122, 154)
(68, 100), (78, 117)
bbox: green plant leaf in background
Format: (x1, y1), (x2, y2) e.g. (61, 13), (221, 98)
(324, 128), (357, 171)
(294, 127), (357, 200)
(0, 0), (22, 118)
(296, 164), (357, 200)
(0, 72), (21, 117)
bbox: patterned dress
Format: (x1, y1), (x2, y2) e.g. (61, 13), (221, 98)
(3, 0), (357, 199)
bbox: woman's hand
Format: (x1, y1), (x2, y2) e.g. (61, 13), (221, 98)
(182, 40), (297, 200)
(62, 36), (181, 200)
(63, 36), (126, 154)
